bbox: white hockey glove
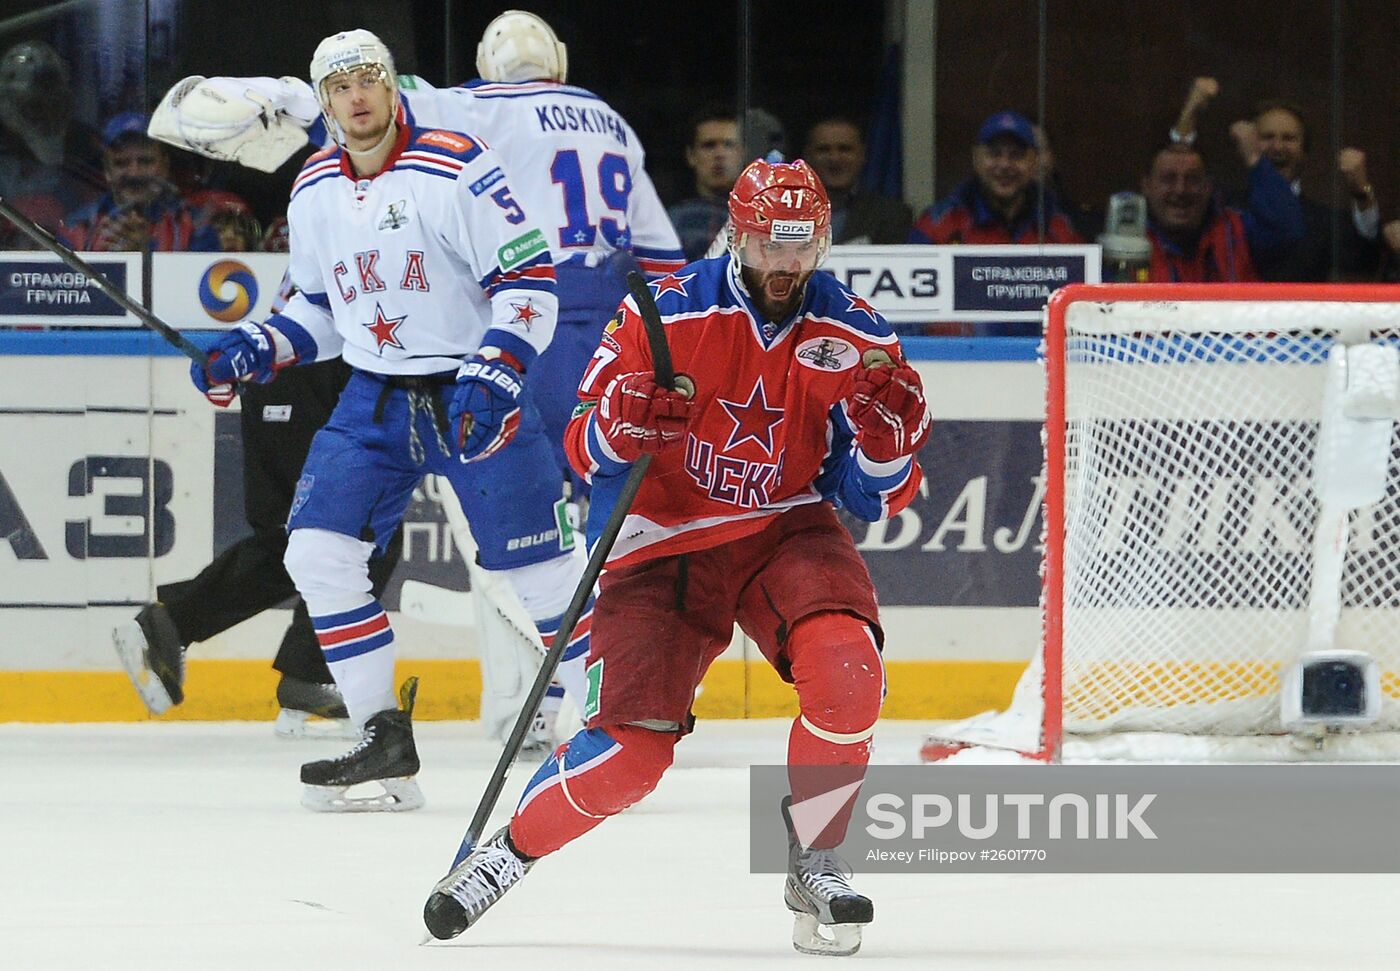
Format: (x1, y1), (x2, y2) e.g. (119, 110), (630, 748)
(147, 75), (320, 173)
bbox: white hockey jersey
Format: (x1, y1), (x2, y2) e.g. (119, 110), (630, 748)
(310, 77), (685, 277)
(277, 125), (558, 376)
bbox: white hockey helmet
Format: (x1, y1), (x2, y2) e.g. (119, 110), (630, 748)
(476, 10), (568, 83)
(310, 28), (397, 108)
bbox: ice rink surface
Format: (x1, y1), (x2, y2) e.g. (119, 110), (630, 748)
(4, 718), (1398, 970)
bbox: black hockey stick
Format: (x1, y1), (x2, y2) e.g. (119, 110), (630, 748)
(442, 271), (678, 871)
(0, 195), (209, 366)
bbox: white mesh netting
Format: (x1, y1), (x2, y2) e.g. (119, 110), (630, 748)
(1057, 300), (1400, 739)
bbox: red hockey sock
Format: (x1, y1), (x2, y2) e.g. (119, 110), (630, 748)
(509, 723), (678, 858)
(785, 612), (885, 849)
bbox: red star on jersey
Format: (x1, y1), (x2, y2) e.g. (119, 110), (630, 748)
(510, 299), (542, 329)
(718, 377), (785, 454)
(844, 293), (880, 324)
(365, 303), (406, 351)
(650, 272), (697, 299)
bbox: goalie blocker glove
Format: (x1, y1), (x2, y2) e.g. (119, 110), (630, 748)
(596, 370), (695, 463)
(191, 318), (316, 406)
(847, 359), (931, 462)
(450, 349), (526, 463)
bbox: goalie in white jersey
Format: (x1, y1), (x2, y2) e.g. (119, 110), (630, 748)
(190, 28), (595, 812)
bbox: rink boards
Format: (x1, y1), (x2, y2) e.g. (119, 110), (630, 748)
(0, 331), (1045, 722)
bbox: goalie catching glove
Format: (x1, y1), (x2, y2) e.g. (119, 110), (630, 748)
(597, 371), (695, 463)
(147, 75), (320, 173)
(190, 320), (314, 406)
(451, 351), (525, 463)
(847, 357), (931, 462)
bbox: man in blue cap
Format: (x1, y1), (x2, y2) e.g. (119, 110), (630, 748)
(62, 111), (219, 252)
(909, 110), (1081, 247)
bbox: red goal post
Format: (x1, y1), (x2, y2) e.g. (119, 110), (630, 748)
(923, 283), (1400, 763)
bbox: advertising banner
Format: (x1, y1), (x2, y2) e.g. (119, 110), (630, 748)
(823, 244), (1100, 322)
(151, 252), (290, 330)
(0, 252), (142, 326)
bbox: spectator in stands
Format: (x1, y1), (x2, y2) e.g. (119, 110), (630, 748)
(262, 215), (290, 253)
(909, 110), (1082, 245)
(667, 106), (741, 261)
(1170, 78), (1378, 281)
(206, 201), (261, 252)
(0, 40), (101, 248)
(1140, 123), (1303, 282)
(62, 112), (220, 252)
(803, 117), (911, 244)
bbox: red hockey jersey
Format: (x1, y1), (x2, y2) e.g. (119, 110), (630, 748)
(566, 254), (924, 568)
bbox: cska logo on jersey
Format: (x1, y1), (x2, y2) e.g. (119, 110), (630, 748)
(683, 378), (787, 509)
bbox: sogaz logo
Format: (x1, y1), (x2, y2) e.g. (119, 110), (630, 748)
(198, 259), (258, 323)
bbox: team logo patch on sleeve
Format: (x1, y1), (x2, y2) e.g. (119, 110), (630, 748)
(795, 336), (859, 371)
(584, 658), (604, 721)
(290, 473), (315, 518)
(468, 166), (507, 196)
(603, 312), (624, 336)
(498, 228), (549, 270)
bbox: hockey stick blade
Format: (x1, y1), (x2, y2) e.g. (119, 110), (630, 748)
(0, 196), (209, 366)
(437, 278), (676, 880)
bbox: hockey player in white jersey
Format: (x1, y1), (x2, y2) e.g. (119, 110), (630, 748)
(150, 11), (680, 748)
(190, 28), (594, 811)
(152, 10), (683, 490)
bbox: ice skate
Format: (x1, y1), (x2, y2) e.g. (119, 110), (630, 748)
(299, 677), (423, 812)
(273, 675), (356, 739)
(423, 826), (534, 940)
(781, 796), (873, 956)
(112, 603), (185, 714)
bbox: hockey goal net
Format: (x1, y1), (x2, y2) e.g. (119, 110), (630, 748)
(923, 284), (1400, 762)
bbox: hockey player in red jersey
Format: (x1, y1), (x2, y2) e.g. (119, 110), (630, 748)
(425, 159), (930, 956)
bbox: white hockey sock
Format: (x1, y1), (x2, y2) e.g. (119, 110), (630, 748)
(500, 553), (595, 714)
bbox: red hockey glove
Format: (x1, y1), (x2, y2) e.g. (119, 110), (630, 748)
(597, 371), (695, 462)
(848, 360), (931, 462)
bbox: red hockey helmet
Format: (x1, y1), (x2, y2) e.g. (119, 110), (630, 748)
(727, 158), (832, 273)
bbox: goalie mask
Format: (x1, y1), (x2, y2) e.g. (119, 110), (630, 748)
(477, 10), (568, 83)
(727, 159), (832, 274)
(309, 28), (398, 150)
